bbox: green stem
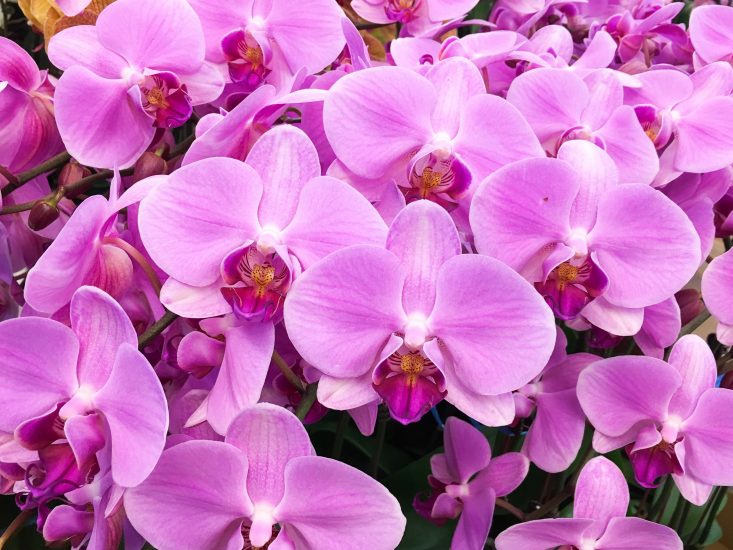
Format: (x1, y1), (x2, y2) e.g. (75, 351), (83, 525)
(669, 495), (686, 531)
(690, 486), (727, 546)
(331, 411), (349, 460)
(295, 383), (318, 421)
(680, 310), (712, 337)
(271, 350), (306, 393)
(649, 477), (674, 523)
(369, 407), (389, 479)
(138, 309), (179, 350)
(525, 484), (574, 521)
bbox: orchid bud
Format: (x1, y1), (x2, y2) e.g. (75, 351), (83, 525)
(58, 160), (92, 188)
(676, 288), (704, 326)
(27, 199), (60, 231)
(133, 152), (168, 183)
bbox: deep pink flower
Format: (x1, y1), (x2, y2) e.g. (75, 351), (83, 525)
(495, 456), (683, 549)
(0, 37), (62, 172)
(577, 335), (733, 504)
(48, 0), (221, 168)
(125, 404), (406, 550)
(471, 141), (700, 321)
(284, 199), (556, 425)
(0, 286), (168, 487)
(415, 417), (528, 549)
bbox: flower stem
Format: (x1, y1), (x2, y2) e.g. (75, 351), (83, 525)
(1, 151), (71, 196)
(688, 486), (727, 546)
(331, 411), (349, 460)
(496, 498), (525, 521)
(271, 350), (306, 393)
(295, 383), (318, 421)
(0, 509), (33, 550)
(138, 309), (179, 350)
(369, 407), (390, 479)
(649, 477), (674, 523)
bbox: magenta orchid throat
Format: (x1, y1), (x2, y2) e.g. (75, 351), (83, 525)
(1, 0), (733, 549)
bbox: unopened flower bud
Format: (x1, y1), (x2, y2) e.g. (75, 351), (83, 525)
(133, 152), (168, 183)
(28, 200), (60, 231)
(675, 289), (704, 327)
(58, 160), (92, 188)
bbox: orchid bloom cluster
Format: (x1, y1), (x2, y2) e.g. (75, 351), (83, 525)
(3, 0), (733, 548)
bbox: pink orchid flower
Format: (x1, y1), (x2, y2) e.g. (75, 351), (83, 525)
(352, 0), (479, 37)
(284, 199), (556, 426)
(139, 125), (386, 433)
(506, 66), (659, 184)
(125, 404), (406, 550)
(48, 0), (222, 168)
(577, 335), (733, 504)
(24, 173), (155, 315)
(690, 4), (733, 66)
(323, 57), (543, 210)
(0, 37), (62, 173)
(470, 141), (700, 321)
(0, 286), (168, 488)
(515, 329), (598, 472)
(624, 61), (733, 183)
(187, 0), (345, 92)
(495, 456), (683, 549)
(415, 417), (528, 550)
(702, 248), (733, 345)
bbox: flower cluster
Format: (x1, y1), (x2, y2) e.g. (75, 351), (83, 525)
(1, 0), (733, 548)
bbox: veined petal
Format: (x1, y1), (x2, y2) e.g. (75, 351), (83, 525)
(93, 344), (168, 487)
(443, 417), (491, 484)
(48, 26), (127, 78)
(225, 404), (313, 507)
(284, 245), (406, 378)
(70, 286), (137, 390)
(702, 249), (733, 326)
(282, 176), (388, 270)
(424, 57), (485, 138)
(574, 456), (628, 536)
(577, 356), (680, 437)
(386, 200), (460, 316)
(682, 389), (733, 486)
(0, 36), (42, 90)
(323, 66), (435, 178)
(274, 456), (406, 550)
(667, 335), (716, 419)
(429, 254), (556, 395)
(0, 318), (79, 432)
(495, 518), (594, 550)
(595, 517), (682, 549)
(125, 440), (251, 550)
(139, 158), (263, 287)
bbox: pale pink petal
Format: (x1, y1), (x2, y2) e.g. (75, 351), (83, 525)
(524, 389), (586, 473)
(702, 249), (733, 326)
(282, 176), (388, 270)
(667, 335), (716, 419)
(582, 297), (644, 337)
(424, 57), (485, 137)
(451, 487), (495, 550)
(323, 66), (435, 178)
(443, 417), (491, 483)
(624, 70), (693, 109)
(634, 298), (681, 359)
(595, 517), (682, 549)
(207, 322), (275, 435)
(557, 140), (618, 231)
(386, 200), (460, 316)
(443, 379), (516, 426)
(506, 68), (587, 142)
(24, 195), (107, 313)
(495, 518), (594, 550)
(690, 5), (733, 64)
(160, 278), (232, 318)
(139, 158), (263, 286)
(453, 93), (544, 180)
(48, 26), (127, 78)
(284, 245), (406, 378)
(581, 70), (622, 130)
(427, 0), (479, 20)
(124, 440), (250, 550)
(351, 0), (393, 24)
(93, 344), (168, 487)
(589, 185), (700, 308)
(264, 0), (345, 74)
(55, 0), (90, 16)
(246, 125), (321, 229)
(577, 356), (680, 437)
(54, 66), (154, 169)
(673, 459), (713, 507)
(682, 388), (733, 486)
(471, 157), (577, 274)
(96, 0), (205, 73)
(186, 0), (248, 62)
(479, 452), (529, 496)
(70, 286), (137, 390)
(595, 105), (660, 185)
(0, 318), (78, 432)
(429, 254), (556, 394)
(225, 404), (313, 506)
(675, 97), (733, 173)
(317, 372), (380, 411)
(64, 414), (105, 471)
(574, 456), (628, 535)
(275, 456), (406, 550)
